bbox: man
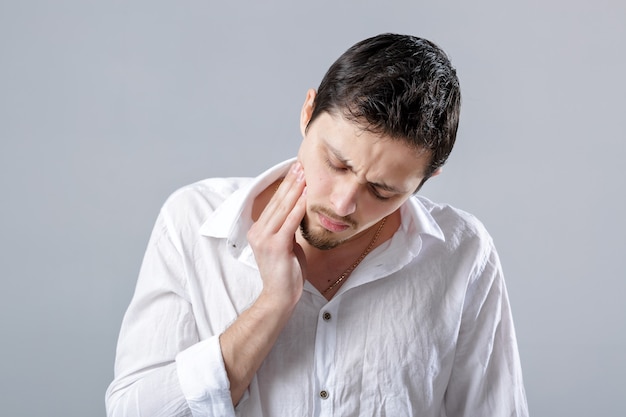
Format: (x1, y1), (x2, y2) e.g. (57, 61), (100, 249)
(106, 33), (528, 416)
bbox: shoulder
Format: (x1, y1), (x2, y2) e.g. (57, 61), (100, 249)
(410, 196), (504, 290)
(412, 194), (495, 255)
(165, 177), (249, 210)
(158, 177), (252, 231)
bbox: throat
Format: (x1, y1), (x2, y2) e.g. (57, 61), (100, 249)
(302, 215), (392, 299)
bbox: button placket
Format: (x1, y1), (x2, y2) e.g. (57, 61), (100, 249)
(314, 302), (339, 415)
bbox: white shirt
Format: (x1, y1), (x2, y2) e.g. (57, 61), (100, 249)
(106, 159), (528, 417)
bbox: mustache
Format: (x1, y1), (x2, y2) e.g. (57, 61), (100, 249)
(311, 205), (357, 228)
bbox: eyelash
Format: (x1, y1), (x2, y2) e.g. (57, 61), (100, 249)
(325, 158), (347, 172)
(370, 186), (391, 201)
(325, 158), (391, 201)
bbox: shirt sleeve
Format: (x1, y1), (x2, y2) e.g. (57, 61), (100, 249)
(444, 244), (529, 417)
(176, 336), (239, 416)
(105, 204), (236, 417)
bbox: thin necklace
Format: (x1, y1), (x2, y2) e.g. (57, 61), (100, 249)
(323, 216), (387, 295)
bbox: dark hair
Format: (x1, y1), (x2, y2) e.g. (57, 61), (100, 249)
(308, 33), (461, 185)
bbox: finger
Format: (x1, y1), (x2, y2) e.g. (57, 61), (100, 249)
(279, 185), (307, 237)
(258, 162), (306, 231)
(269, 162), (305, 208)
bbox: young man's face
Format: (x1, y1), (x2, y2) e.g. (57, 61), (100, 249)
(296, 90), (433, 250)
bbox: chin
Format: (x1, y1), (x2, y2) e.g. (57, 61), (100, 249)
(299, 217), (343, 250)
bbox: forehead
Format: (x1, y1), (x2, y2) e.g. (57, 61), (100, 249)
(312, 112), (430, 166)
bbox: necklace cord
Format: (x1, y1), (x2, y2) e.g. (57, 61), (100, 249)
(322, 216), (387, 294)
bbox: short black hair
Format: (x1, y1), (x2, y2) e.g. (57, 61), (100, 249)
(308, 33), (461, 185)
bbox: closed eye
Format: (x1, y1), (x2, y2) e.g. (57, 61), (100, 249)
(325, 158), (348, 172)
(326, 157), (396, 200)
(369, 184), (392, 201)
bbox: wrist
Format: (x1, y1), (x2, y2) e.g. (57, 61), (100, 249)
(257, 286), (301, 314)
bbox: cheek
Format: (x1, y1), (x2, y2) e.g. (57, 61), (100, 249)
(303, 164), (331, 196)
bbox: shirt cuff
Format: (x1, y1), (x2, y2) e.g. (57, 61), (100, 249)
(176, 335), (237, 416)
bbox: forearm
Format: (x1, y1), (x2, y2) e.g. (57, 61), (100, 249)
(217, 161), (306, 405)
(219, 161), (307, 405)
(106, 363), (191, 417)
(219, 289), (299, 405)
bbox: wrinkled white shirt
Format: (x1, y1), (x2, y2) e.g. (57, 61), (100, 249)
(106, 159), (528, 417)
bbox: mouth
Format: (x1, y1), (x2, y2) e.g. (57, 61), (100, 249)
(317, 212), (351, 233)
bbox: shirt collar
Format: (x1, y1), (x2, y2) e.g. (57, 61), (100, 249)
(403, 196), (445, 242)
(198, 158), (295, 247)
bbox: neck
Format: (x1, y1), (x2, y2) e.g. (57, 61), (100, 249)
(298, 210), (401, 299)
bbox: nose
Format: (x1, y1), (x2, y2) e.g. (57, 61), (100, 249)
(330, 179), (358, 217)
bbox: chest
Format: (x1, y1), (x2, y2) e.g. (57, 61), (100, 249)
(244, 275), (464, 416)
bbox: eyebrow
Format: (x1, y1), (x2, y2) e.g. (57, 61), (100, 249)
(326, 143), (408, 194)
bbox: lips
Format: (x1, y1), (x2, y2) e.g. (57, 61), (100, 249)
(318, 213), (350, 233)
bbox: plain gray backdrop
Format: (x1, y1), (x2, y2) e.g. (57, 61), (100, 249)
(1, 1), (624, 416)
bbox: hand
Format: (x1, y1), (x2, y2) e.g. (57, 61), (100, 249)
(247, 161), (307, 307)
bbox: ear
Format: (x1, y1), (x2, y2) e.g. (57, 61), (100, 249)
(300, 88), (316, 137)
(430, 167), (443, 177)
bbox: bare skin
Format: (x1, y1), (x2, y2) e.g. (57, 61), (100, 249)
(219, 89), (437, 405)
(219, 162), (307, 405)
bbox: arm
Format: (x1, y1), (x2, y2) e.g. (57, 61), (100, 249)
(106, 203), (200, 417)
(219, 161), (307, 405)
(106, 162), (307, 416)
(444, 246), (529, 416)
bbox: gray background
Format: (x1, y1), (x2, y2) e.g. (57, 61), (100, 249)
(1, 1), (624, 416)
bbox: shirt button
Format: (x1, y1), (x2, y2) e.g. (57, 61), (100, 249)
(319, 390), (329, 399)
(322, 311), (332, 321)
